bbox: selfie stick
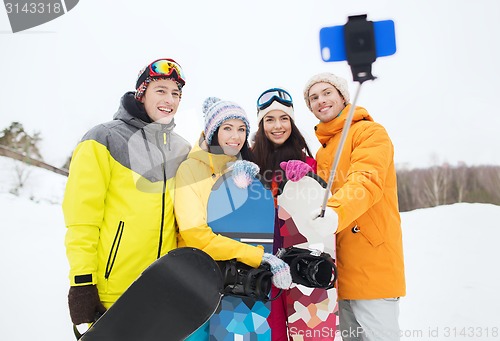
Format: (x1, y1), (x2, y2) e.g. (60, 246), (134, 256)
(319, 14), (377, 218)
(319, 83), (363, 217)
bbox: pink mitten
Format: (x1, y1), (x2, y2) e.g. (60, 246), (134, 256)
(280, 160), (313, 182)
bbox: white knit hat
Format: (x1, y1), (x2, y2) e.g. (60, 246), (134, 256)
(257, 101), (295, 125)
(303, 72), (350, 111)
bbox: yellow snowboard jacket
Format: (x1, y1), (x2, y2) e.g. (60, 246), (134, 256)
(174, 135), (264, 268)
(63, 93), (191, 306)
(315, 104), (406, 300)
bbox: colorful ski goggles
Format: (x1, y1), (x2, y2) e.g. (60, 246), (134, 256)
(256, 88), (293, 110)
(136, 58), (186, 89)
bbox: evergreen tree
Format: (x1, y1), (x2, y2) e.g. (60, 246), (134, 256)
(0, 122), (43, 160)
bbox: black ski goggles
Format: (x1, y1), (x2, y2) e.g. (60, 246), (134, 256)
(257, 88), (293, 111)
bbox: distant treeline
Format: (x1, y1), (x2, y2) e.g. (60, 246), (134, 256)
(397, 164), (500, 212)
(1, 122), (499, 211)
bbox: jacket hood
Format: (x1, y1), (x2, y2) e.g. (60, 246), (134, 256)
(113, 92), (150, 128)
(315, 104), (373, 145)
(187, 133), (238, 175)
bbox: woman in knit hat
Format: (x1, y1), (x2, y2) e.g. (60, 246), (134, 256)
(252, 88), (318, 340)
(303, 72), (406, 341)
(174, 96), (292, 288)
(175, 97), (293, 340)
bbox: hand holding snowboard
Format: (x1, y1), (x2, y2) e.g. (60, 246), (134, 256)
(280, 160), (313, 182)
(261, 253), (292, 289)
(68, 285), (106, 325)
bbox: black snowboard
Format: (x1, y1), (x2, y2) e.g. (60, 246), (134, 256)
(78, 247), (224, 341)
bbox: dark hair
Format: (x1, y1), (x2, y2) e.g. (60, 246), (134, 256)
(252, 119), (313, 186)
(209, 127), (254, 162)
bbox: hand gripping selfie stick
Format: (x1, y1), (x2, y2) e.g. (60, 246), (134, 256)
(320, 14), (382, 217)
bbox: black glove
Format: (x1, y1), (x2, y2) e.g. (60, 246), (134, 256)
(68, 285), (106, 324)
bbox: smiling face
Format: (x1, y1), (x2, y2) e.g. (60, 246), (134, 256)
(308, 82), (346, 123)
(140, 78), (181, 124)
(262, 110), (292, 147)
(217, 118), (247, 156)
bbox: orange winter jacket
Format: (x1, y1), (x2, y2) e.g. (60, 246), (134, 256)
(315, 104), (406, 300)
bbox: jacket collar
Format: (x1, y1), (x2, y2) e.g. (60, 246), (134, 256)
(115, 92), (176, 133)
(187, 132), (239, 175)
(315, 104), (373, 145)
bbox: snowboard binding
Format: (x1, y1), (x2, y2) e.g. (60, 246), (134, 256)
(218, 259), (281, 302)
(277, 247), (337, 289)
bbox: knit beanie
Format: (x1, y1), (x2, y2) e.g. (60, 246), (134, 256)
(135, 58), (185, 101)
(203, 97), (250, 145)
(303, 72), (350, 111)
(257, 101), (295, 125)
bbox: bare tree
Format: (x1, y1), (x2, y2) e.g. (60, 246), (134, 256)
(454, 162), (468, 203)
(10, 160), (31, 196)
(397, 163), (500, 212)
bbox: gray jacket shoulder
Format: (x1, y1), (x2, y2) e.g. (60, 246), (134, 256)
(81, 120), (129, 147)
(79, 120), (138, 171)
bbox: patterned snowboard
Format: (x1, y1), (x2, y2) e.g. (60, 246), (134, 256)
(278, 174), (338, 340)
(207, 171), (276, 340)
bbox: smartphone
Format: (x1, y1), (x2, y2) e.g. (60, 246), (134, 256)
(319, 20), (397, 62)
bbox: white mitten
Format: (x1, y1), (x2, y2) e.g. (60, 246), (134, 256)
(261, 253), (292, 289)
(309, 207), (339, 236)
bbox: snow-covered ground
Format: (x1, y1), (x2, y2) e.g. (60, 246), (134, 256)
(0, 156), (499, 340)
(400, 204), (500, 340)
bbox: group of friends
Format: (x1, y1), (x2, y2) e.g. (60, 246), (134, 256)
(63, 57), (406, 341)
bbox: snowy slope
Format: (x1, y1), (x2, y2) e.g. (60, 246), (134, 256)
(0, 156), (66, 204)
(0, 156), (499, 340)
(400, 204), (500, 340)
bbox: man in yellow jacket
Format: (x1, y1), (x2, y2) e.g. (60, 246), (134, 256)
(303, 73), (406, 341)
(63, 58), (191, 325)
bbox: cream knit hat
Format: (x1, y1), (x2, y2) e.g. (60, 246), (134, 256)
(303, 72), (350, 111)
(257, 101), (294, 125)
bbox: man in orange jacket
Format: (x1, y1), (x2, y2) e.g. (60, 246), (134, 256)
(303, 72), (406, 341)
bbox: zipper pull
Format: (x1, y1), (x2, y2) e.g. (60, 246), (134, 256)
(163, 132), (167, 145)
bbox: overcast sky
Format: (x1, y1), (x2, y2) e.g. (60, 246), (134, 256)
(1, 0), (499, 168)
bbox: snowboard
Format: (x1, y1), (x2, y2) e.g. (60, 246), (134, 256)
(77, 247), (224, 341)
(207, 170), (276, 340)
(277, 174), (338, 340)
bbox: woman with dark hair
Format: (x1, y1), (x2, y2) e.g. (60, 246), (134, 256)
(253, 88), (317, 199)
(252, 88), (317, 340)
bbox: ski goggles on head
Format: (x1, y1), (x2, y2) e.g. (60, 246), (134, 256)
(257, 88), (293, 111)
(136, 58), (186, 88)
